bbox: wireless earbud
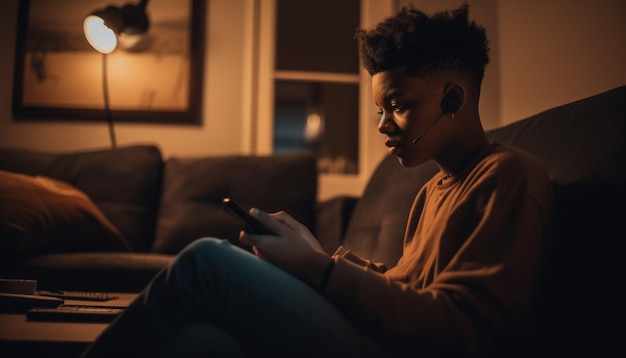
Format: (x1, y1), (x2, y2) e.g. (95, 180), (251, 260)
(412, 88), (462, 144)
(441, 90), (461, 114)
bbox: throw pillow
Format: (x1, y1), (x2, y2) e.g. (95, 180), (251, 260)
(0, 170), (132, 262)
(0, 145), (164, 252)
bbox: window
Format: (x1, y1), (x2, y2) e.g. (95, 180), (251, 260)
(273, 0), (360, 175)
(253, 0), (393, 199)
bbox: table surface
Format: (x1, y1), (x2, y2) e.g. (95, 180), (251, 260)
(0, 292), (138, 345)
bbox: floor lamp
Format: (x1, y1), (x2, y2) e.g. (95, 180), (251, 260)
(82, 0), (150, 149)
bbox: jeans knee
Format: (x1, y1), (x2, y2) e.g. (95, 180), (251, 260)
(178, 237), (225, 264)
(184, 237), (224, 252)
(176, 237), (247, 272)
(168, 237), (260, 291)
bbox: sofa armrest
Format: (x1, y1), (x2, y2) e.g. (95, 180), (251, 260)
(315, 196), (359, 255)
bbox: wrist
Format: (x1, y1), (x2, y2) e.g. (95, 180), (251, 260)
(316, 256), (335, 293)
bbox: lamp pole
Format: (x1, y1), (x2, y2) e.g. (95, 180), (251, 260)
(84, 0), (151, 149)
(102, 53), (117, 149)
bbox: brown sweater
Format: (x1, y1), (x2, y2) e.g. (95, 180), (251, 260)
(324, 142), (553, 357)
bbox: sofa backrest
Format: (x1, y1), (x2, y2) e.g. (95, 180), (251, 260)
(152, 152), (318, 254)
(0, 145), (164, 252)
(486, 86), (625, 185)
(485, 85), (626, 355)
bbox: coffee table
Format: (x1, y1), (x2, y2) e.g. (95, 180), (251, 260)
(0, 293), (137, 358)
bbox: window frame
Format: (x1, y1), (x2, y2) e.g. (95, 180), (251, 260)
(248, 0), (394, 200)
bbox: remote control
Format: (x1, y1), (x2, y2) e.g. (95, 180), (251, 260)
(26, 305), (126, 322)
(37, 290), (119, 301)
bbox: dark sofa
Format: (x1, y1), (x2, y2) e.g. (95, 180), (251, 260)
(0, 149), (318, 292)
(1, 85), (624, 356)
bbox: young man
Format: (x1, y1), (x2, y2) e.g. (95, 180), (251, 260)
(81, 4), (553, 358)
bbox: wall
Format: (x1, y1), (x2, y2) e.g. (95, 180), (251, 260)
(401, 0), (626, 126)
(0, 0), (252, 158)
(498, 0), (626, 123)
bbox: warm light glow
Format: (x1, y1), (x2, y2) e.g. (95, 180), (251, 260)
(83, 15), (118, 54)
(305, 113), (323, 142)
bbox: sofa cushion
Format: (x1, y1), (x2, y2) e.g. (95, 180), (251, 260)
(0, 170), (131, 265)
(153, 153), (317, 254)
(0, 145), (164, 252)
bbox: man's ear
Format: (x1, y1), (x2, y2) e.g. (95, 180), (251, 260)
(442, 84), (464, 114)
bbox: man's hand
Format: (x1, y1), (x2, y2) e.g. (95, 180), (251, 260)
(239, 209), (331, 288)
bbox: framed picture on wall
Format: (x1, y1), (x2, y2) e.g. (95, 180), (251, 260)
(12, 0), (206, 124)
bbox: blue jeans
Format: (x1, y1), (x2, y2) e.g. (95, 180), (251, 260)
(80, 238), (369, 358)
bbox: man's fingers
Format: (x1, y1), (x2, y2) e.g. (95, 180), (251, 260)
(250, 208), (285, 235)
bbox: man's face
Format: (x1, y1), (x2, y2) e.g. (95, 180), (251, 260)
(372, 67), (445, 167)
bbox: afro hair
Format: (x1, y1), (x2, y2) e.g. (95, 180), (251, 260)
(355, 3), (490, 85)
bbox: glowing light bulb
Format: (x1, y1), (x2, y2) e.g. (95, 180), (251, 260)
(83, 15), (118, 54)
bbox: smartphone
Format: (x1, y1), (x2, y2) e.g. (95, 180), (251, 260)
(222, 197), (274, 235)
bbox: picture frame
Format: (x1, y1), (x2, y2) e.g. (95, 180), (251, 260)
(12, 0), (206, 125)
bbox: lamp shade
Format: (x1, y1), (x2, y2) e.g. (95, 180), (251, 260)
(83, 1), (149, 54)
